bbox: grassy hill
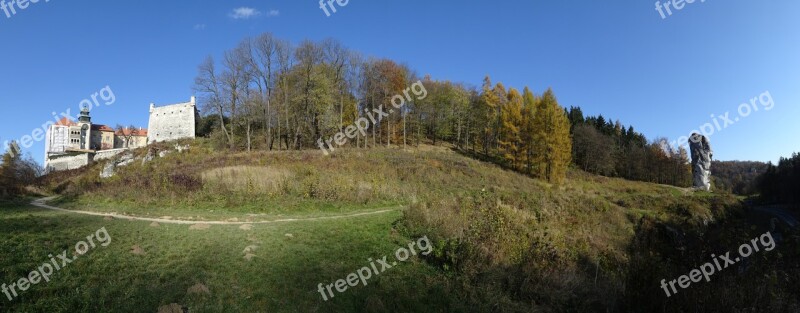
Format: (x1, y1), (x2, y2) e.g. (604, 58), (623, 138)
(2, 140), (797, 312)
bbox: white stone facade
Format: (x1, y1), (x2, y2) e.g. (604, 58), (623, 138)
(44, 125), (70, 156)
(46, 153), (92, 172)
(147, 97), (198, 144)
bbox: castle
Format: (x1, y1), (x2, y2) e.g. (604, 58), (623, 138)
(44, 97), (198, 172)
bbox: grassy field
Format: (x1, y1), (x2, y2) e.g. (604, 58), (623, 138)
(3, 140), (797, 312)
(0, 202), (468, 313)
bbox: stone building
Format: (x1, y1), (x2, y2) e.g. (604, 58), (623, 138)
(147, 96), (198, 144)
(44, 108), (113, 155)
(44, 97), (195, 172)
(114, 127), (148, 149)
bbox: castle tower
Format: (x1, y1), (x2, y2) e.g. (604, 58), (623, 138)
(77, 107), (92, 150)
(147, 96), (197, 144)
(78, 107), (92, 123)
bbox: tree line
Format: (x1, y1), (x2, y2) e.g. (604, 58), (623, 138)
(193, 33), (408, 152)
(567, 107), (693, 187)
(758, 153), (800, 206)
(712, 160), (767, 195)
(193, 32), (705, 186)
(193, 33), (572, 183)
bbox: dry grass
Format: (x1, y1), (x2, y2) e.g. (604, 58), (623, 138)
(201, 166), (293, 193)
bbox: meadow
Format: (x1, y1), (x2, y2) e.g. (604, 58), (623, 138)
(2, 140), (797, 312)
(0, 201), (467, 313)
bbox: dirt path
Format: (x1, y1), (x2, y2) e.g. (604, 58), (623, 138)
(30, 197), (401, 225)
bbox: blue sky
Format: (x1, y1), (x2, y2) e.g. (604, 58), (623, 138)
(1, 0), (798, 165)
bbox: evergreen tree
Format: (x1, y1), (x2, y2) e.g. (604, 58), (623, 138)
(567, 106), (585, 131)
(596, 115), (606, 132)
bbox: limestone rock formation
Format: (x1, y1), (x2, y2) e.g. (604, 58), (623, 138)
(100, 153), (134, 179)
(689, 133), (713, 191)
(142, 148), (156, 165)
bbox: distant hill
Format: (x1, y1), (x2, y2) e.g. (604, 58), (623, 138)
(711, 160), (768, 195)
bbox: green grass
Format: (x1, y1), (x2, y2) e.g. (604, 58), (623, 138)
(0, 203), (464, 313)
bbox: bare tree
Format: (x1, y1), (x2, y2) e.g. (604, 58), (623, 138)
(251, 33), (279, 150)
(115, 124), (140, 148)
(361, 59), (378, 147)
(220, 44), (252, 150)
(194, 56), (233, 148)
(276, 39), (294, 150)
(346, 51), (365, 148)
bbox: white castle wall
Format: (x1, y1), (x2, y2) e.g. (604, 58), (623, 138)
(45, 125), (69, 155)
(46, 153), (92, 172)
(147, 97), (197, 144)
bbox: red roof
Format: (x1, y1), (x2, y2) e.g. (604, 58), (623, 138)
(55, 117), (75, 126)
(115, 128), (148, 137)
(52, 118), (147, 136)
(91, 124), (115, 132)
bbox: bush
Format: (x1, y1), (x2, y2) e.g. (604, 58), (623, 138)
(0, 147), (43, 199)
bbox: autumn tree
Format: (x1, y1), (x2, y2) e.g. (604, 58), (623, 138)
(492, 83), (508, 152)
(499, 88), (524, 170)
(478, 76), (499, 155)
(521, 87), (538, 173)
(532, 88), (572, 183)
(0, 142), (40, 198)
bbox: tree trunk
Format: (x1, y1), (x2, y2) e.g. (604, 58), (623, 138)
(266, 97), (272, 150)
(403, 111), (407, 149)
(277, 110), (284, 151)
(246, 122), (252, 152)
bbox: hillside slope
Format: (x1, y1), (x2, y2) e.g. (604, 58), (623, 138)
(31, 140), (798, 312)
